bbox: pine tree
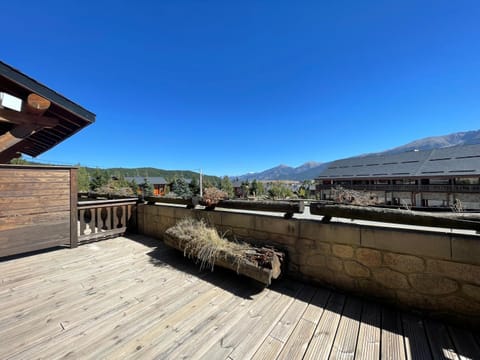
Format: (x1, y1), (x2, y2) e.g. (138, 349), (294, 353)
(139, 177), (154, 198)
(220, 176), (234, 198)
(90, 169), (108, 191)
(189, 177), (200, 196)
(171, 178), (192, 198)
(77, 166), (90, 192)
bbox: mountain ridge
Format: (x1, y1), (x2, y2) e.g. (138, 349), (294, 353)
(232, 129), (480, 181)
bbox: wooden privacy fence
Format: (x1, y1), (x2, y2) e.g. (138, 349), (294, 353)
(77, 198), (137, 244)
(0, 165), (77, 257)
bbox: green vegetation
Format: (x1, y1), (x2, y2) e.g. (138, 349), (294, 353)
(189, 177), (200, 196)
(9, 157), (31, 165)
(101, 167), (220, 186)
(171, 178), (192, 198)
(139, 177), (154, 197)
(220, 176), (234, 198)
(268, 183), (293, 199)
(250, 179), (265, 197)
(77, 166), (90, 192)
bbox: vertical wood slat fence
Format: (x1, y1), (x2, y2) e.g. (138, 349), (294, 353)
(77, 198), (137, 244)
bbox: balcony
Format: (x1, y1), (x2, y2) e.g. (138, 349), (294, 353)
(316, 183), (480, 193)
(1, 235), (479, 359)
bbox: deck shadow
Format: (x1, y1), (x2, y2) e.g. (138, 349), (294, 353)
(126, 233), (266, 299)
(125, 233), (480, 359)
(0, 245), (67, 262)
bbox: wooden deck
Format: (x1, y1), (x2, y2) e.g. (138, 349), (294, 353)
(1, 236), (479, 360)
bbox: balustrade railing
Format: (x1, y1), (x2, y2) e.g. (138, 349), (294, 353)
(77, 198), (137, 243)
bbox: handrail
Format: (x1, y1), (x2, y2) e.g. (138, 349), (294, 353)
(78, 198), (138, 208)
(144, 196), (305, 219)
(316, 184), (480, 193)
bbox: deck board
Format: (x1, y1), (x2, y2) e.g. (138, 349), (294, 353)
(303, 292), (346, 359)
(0, 235), (476, 360)
(425, 319), (460, 360)
(381, 306), (407, 360)
(277, 288), (331, 360)
(329, 297), (362, 360)
(355, 301), (381, 360)
(402, 312), (432, 360)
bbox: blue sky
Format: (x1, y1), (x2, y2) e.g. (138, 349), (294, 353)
(2, 1), (479, 176)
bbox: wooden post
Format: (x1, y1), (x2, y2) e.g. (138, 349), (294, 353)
(24, 93), (51, 115)
(70, 168), (78, 248)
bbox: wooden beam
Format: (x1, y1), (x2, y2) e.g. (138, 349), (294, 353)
(24, 93), (51, 115)
(0, 148), (21, 163)
(70, 168), (78, 248)
(0, 122), (51, 156)
(214, 199), (305, 217)
(310, 203), (480, 231)
(0, 108), (58, 128)
(144, 196), (199, 208)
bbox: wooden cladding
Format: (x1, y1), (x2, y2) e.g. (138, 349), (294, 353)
(0, 165), (77, 257)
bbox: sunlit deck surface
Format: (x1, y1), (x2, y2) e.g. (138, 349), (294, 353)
(1, 236), (479, 360)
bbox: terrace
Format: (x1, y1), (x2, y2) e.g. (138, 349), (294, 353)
(2, 234), (479, 359)
(2, 61), (480, 359)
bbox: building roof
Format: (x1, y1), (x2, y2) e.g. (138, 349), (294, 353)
(0, 61), (95, 159)
(125, 176), (168, 185)
(317, 144), (480, 180)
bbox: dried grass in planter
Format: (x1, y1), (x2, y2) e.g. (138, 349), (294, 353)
(164, 218), (284, 286)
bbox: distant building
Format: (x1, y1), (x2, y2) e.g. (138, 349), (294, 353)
(315, 144), (480, 209)
(125, 176), (168, 196)
(232, 181), (244, 197)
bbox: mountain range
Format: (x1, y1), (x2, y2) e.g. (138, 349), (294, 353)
(232, 129), (480, 182)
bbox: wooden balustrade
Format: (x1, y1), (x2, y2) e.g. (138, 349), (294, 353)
(77, 198), (137, 244)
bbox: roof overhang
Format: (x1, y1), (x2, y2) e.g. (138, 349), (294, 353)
(0, 61), (95, 162)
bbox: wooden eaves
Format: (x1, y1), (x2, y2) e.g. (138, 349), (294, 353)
(0, 61), (95, 163)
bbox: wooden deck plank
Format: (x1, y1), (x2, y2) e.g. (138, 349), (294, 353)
(355, 302), (381, 360)
(227, 281), (304, 360)
(91, 267), (255, 359)
(136, 280), (255, 359)
(162, 282), (271, 359)
(275, 288), (331, 360)
(381, 306), (407, 360)
(329, 297), (362, 360)
(0, 251), (153, 320)
(448, 325), (480, 360)
(0, 240), (145, 292)
(402, 312), (432, 360)
(0, 262), (187, 350)
(425, 319), (460, 360)
(303, 292), (346, 360)
(0, 235), (478, 360)
(200, 280), (302, 360)
(269, 285), (317, 342)
(252, 285), (317, 359)
(252, 336), (284, 360)
(0, 240), (169, 310)
(10, 270), (211, 359)
(94, 278), (235, 359)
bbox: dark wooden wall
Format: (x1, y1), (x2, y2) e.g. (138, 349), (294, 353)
(0, 165), (77, 257)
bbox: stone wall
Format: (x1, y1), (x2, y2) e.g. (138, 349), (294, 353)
(137, 203), (480, 327)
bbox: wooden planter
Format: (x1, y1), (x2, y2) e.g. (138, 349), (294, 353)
(163, 233), (284, 286)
